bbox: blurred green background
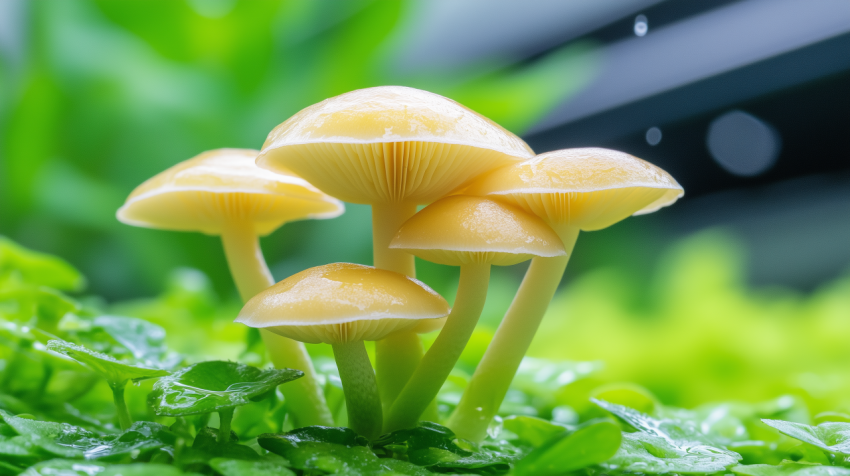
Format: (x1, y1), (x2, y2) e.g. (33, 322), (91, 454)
(2, 0), (850, 417)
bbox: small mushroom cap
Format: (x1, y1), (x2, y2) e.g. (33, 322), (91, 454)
(390, 196), (565, 267)
(256, 86), (534, 204)
(235, 263), (449, 344)
(463, 148), (683, 231)
(117, 149), (343, 236)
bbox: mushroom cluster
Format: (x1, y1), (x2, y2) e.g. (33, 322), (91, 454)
(118, 86), (683, 441)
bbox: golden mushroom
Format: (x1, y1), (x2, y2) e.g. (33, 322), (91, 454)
(449, 147), (683, 440)
(383, 195), (565, 432)
(117, 148), (343, 427)
(236, 263), (450, 440)
(256, 86), (534, 408)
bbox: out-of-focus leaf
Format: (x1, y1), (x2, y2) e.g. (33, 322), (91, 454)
(502, 415), (572, 448)
(762, 419), (850, 456)
(594, 398), (725, 446)
(0, 237), (85, 291)
(733, 462), (850, 476)
(514, 419), (621, 476)
(0, 411), (175, 460)
(46, 339), (168, 387)
(591, 383), (660, 415)
(149, 361), (301, 416)
(209, 458), (295, 476)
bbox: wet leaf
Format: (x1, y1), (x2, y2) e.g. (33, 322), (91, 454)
(514, 419), (622, 475)
(149, 361), (302, 417)
(733, 462), (850, 476)
(762, 420), (850, 456)
(190, 426), (260, 460)
(209, 458), (296, 476)
(593, 400), (741, 474)
(1, 411), (175, 460)
(258, 434), (429, 475)
(373, 421), (469, 457)
(46, 339), (169, 387)
(19, 459), (185, 476)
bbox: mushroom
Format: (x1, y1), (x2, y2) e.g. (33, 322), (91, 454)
(448, 147), (683, 440)
(235, 263), (450, 440)
(256, 86), (534, 408)
(383, 195), (565, 432)
(116, 148), (343, 427)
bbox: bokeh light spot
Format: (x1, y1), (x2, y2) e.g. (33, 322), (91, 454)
(707, 110), (781, 177)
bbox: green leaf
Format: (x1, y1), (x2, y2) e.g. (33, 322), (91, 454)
(190, 426), (260, 460)
(0, 236), (85, 291)
(1, 411), (175, 460)
(19, 459), (186, 476)
(46, 339), (169, 387)
(733, 463), (850, 476)
(514, 419), (622, 476)
(502, 415), (573, 448)
(209, 458), (295, 476)
(606, 431), (742, 474)
(373, 421), (470, 457)
(762, 419), (850, 456)
(149, 361), (302, 417)
(593, 400), (741, 474)
(267, 425), (368, 447)
(86, 315), (176, 368)
(429, 440), (525, 475)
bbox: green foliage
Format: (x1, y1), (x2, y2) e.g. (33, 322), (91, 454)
(149, 361), (302, 417)
(513, 419), (622, 476)
(46, 340), (169, 388)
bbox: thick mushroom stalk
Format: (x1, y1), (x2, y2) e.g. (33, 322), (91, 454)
(221, 219), (333, 428)
(255, 87), (535, 411)
(235, 263), (450, 440)
(116, 148), (344, 428)
(383, 196), (565, 432)
(450, 148), (684, 440)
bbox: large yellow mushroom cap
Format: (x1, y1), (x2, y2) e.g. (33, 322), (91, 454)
(390, 196), (565, 266)
(235, 263), (450, 344)
(463, 148), (684, 232)
(116, 149), (344, 236)
(256, 86), (535, 204)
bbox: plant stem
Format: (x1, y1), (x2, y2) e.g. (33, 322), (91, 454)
(332, 341), (383, 440)
(217, 408), (234, 443)
(221, 220), (333, 427)
(448, 227), (579, 441)
(375, 331), (424, 414)
(371, 203), (424, 411)
(111, 382), (132, 431)
(385, 264), (491, 432)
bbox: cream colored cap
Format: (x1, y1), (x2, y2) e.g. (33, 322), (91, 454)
(117, 149), (344, 236)
(256, 86), (534, 205)
(235, 263), (449, 344)
(390, 196), (565, 267)
(464, 148), (683, 231)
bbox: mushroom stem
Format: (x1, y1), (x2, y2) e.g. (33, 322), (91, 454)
(375, 331), (424, 414)
(110, 382), (132, 431)
(217, 408), (235, 443)
(384, 263), (491, 432)
(220, 220), (333, 427)
(447, 227), (579, 441)
(371, 203), (424, 410)
(331, 341), (383, 440)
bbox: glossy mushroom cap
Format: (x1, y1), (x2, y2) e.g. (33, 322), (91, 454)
(390, 196), (565, 266)
(117, 149), (344, 236)
(464, 148), (683, 232)
(235, 263), (450, 344)
(257, 86), (534, 205)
